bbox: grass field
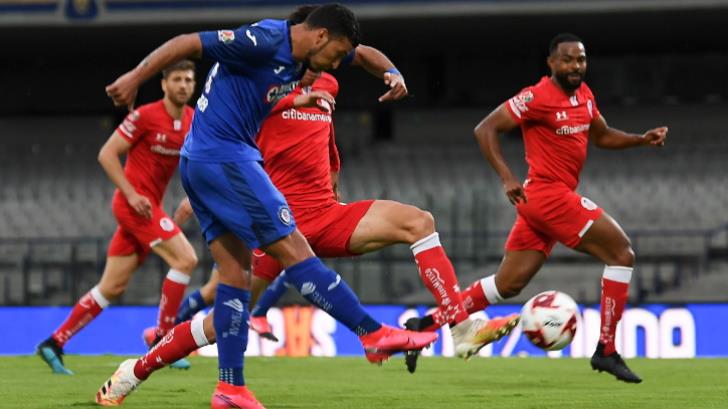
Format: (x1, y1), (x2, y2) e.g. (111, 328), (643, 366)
(1, 355), (727, 409)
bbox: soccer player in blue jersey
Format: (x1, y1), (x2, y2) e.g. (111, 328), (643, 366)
(97, 5), (434, 408)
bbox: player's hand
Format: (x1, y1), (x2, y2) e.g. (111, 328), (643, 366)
(127, 192), (153, 219)
(378, 72), (408, 102)
(293, 90), (336, 113)
(642, 126), (668, 147)
(503, 178), (527, 205)
(106, 70), (140, 111)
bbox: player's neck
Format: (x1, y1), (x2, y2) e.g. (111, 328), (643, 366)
(549, 76), (577, 96)
(162, 97), (184, 119)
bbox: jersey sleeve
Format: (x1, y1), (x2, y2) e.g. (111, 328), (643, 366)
(116, 108), (148, 146)
(199, 23), (282, 69)
(505, 87), (541, 125)
(584, 85), (601, 120)
(328, 124), (341, 172)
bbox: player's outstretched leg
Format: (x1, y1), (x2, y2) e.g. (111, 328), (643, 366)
(280, 255), (438, 364)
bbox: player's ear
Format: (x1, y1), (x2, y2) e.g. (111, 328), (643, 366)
(313, 27), (329, 46)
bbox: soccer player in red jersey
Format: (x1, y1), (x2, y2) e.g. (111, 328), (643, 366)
(36, 60), (199, 374)
(407, 33), (667, 381)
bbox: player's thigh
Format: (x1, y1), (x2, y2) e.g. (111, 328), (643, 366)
(260, 228), (315, 268)
(151, 231), (198, 272)
(98, 254), (140, 299)
(208, 233), (253, 288)
(575, 211), (634, 266)
(494, 250), (547, 297)
(348, 200), (431, 254)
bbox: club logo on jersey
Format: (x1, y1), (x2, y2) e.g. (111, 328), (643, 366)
(159, 217), (175, 232)
(266, 81), (299, 104)
(278, 206), (292, 226)
(218, 30), (235, 44)
(518, 90), (534, 103)
(581, 197), (598, 211)
(556, 111), (569, 121)
(570, 95), (579, 106)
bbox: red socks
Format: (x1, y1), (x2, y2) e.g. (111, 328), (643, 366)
(51, 286), (110, 347)
(134, 317), (208, 380)
(156, 269), (191, 337)
(599, 266), (632, 355)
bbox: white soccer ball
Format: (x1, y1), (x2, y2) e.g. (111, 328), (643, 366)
(520, 290), (579, 351)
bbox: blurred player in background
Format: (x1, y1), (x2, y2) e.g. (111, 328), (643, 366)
(97, 5), (435, 408)
(407, 33), (667, 381)
(173, 69), (518, 359)
(36, 60), (198, 375)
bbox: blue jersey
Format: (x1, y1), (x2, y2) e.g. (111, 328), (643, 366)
(181, 19), (305, 162)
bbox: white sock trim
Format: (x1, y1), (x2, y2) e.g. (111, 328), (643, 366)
(166, 269), (191, 285)
(190, 315), (210, 347)
(603, 265), (633, 283)
(481, 275), (503, 304)
(90, 286), (111, 308)
(410, 232), (441, 256)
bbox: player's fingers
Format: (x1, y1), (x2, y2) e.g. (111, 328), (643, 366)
(378, 89), (395, 102)
(383, 72), (391, 85)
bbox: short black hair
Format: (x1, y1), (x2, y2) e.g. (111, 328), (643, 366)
(289, 4), (319, 25)
(304, 3), (361, 47)
(162, 59), (195, 78)
(549, 33), (583, 55)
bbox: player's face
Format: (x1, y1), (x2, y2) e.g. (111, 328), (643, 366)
(162, 69), (196, 106)
(548, 42), (587, 91)
(306, 31), (354, 72)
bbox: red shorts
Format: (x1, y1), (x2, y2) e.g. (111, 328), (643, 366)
(107, 195), (181, 263)
(505, 180), (603, 257)
(252, 200), (375, 281)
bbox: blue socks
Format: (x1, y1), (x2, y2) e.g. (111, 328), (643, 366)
(250, 271), (289, 317)
(215, 283), (249, 386)
(284, 257), (381, 336)
(175, 289), (208, 324)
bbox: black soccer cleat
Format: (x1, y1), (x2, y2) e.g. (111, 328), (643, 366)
(404, 317), (423, 374)
(591, 343), (642, 383)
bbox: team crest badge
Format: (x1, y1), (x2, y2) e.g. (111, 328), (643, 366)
(518, 90), (534, 103)
(278, 206), (292, 226)
(218, 30), (235, 44)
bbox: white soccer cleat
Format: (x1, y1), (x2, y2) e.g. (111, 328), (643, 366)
(95, 359), (142, 406)
(451, 314), (520, 360)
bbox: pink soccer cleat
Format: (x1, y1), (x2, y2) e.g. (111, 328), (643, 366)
(359, 324), (438, 364)
(211, 381), (266, 409)
(249, 316), (279, 342)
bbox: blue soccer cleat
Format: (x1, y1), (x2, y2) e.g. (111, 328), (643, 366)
(36, 337), (73, 375)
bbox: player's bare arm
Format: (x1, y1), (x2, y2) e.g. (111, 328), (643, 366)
(106, 34), (202, 110)
(98, 131), (153, 219)
(474, 103), (527, 205)
(173, 197), (194, 226)
(589, 115), (668, 149)
(294, 90), (336, 112)
(350, 45), (407, 102)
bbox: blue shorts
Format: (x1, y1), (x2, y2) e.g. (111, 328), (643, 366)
(179, 157), (296, 249)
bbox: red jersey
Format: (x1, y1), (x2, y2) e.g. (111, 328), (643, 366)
(505, 76), (600, 190)
(115, 100), (194, 205)
(256, 73), (340, 211)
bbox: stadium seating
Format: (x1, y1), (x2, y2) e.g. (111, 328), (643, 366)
(1, 102), (726, 305)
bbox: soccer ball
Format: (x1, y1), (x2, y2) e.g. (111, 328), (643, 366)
(520, 290), (578, 351)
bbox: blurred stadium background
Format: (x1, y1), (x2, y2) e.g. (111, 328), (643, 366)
(1, 0), (727, 360)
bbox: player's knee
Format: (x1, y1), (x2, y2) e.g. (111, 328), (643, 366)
(99, 282), (127, 300)
(174, 252), (198, 274)
(405, 209), (435, 242)
(499, 282), (524, 299)
(613, 246), (635, 267)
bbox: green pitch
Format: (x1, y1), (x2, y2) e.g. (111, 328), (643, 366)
(1, 356), (726, 409)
